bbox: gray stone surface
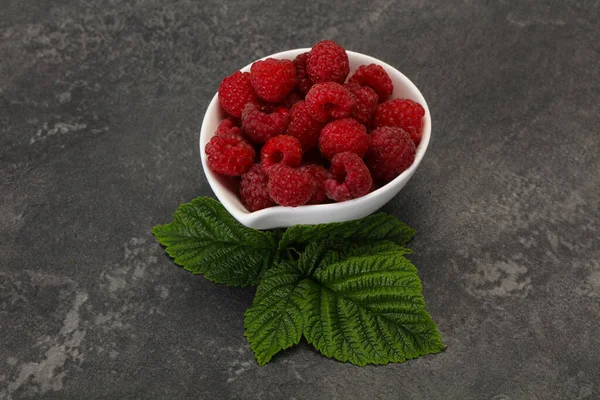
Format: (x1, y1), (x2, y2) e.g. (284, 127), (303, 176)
(1, 0), (599, 398)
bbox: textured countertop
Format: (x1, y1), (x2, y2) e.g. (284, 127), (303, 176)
(1, 1), (599, 399)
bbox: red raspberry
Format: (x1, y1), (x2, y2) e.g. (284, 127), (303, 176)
(305, 82), (355, 122)
(280, 91), (303, 109)
(261, 135), (303, 169)
(255, 102), (278, 113)
(319, 118), (369, 160)
(293, 52), (313, 95)
(299, 164), (328, 204)
(239, 163), (275, 212)
(324, 152), (372, 202)
(374, 99), (425, 145)
(216, 117), (243, 137)
(365, 126), (416, 182)
(218, 71), (259, 118)
(242, 103), (290, 143)
(348, 64), (394, 102)
(205, 133), (255, 176)
(250, 58), (297, 103)
(306, 40), (349, 84)
(345, 82), (378, 126)
(285, 100), (325, 150)
(267, 164), (315, 207)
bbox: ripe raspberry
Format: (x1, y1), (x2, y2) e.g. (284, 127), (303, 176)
(261, 135), (303, 169)
(306, 40), (349, 84)
(205, 133), (255, 176)
(254, 102), (278, 113)
(281, 91), (303, 109)
(319, 118), (369, 160)
(216, 117), (244, 137)
(299, 164), (328, 204)
(374, 99), (425, 145)
(365, 126), (416, 182)
(218, 71), (259, 118)
(305, 82), (355, 122)
(267, 164), (315, 207)
(250, 58), (297, 103)
(324, 152), (372, 202)
(285, 100), (325, 150)
(348, 64), (394, 102)
(345, 82), (378, 126)
(293, 52), (313, 95)
(240, 163), (275, 212)
(242, 103), (290, 143)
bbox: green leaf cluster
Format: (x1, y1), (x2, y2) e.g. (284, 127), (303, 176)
(153, 197), (444, 366)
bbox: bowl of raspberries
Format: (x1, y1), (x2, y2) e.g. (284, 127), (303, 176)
(200, 40), (431, 229)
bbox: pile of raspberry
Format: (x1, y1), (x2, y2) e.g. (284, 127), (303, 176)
(206, 40), (426, 211)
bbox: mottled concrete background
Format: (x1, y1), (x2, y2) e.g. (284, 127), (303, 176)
(1, 0), (599, 399)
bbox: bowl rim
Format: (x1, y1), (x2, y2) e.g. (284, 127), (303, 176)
(199, 48), (431, 227)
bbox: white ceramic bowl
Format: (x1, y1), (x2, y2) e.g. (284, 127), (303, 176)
(200, 48), (431, 229)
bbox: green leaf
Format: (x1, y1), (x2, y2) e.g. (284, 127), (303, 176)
(278, 214), (415, 256)
(152, 197), (277, 287)
(244, 261), (307, 365)
(302, 253), (445, 366)
(299, 240), (412, 277)
(319, 241), (413, 271)
(297, 240), (338, 276)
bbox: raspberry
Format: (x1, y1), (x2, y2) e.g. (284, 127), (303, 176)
(242, 103), (290, 143)
(319, 118), (369, 160)
(348, 64), (394, 102)
(281, 91), (303, 109)
(267, 164), (315, 207)
(261, 135), (303, 169)
(324, 152), (372, 202)
(250, 58), (297, 103)
(374, 99), (425, 145)
(218, 71), (258, 118)
(299, 164), (328, 204)
(345, 82), (378, 126)
(293, 52), (313, 95)
(365, 126), (416, 182)
(240, 164), (275, 212)
(216, 117), (243, 137)
(285, 100), (325, 150)
(205, 133), (255, 176)
(305, 82), (355, 122)
(255, 102), (278, 114)
(306, 40), (349, 84)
